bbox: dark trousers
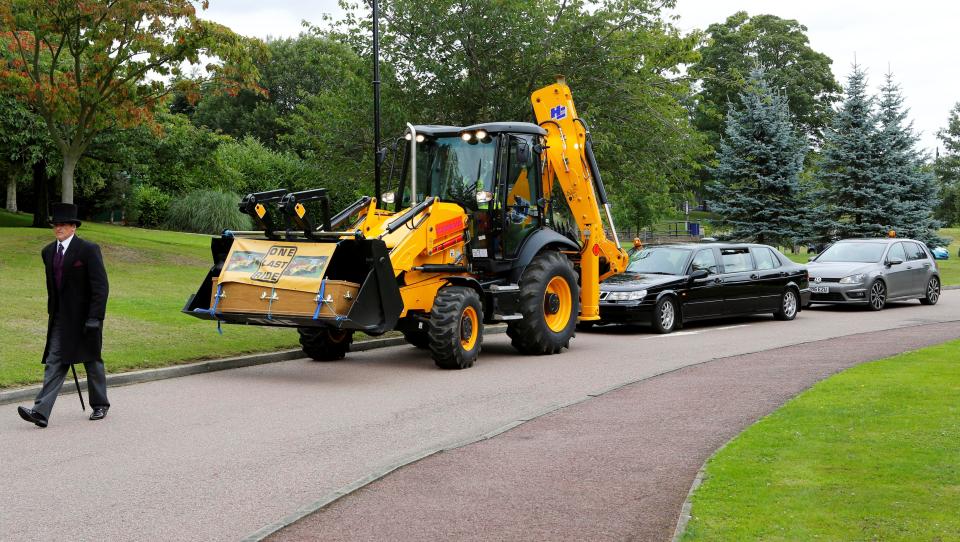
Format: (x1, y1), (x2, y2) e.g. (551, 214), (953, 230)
(32, 320), (109, 419)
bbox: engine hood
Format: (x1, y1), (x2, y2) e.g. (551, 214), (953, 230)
(600, 272), (685, 291)
(807, 261), (876, 278)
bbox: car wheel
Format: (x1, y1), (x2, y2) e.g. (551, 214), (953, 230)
(868, 280), (886, 311)
(652, 296), (678, 334)
(920, 276), (941, 306)
(774, 288), (799, 321)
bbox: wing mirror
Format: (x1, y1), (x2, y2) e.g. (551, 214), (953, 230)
(689, 269), (709, 281)
(886, 258), (903, 267)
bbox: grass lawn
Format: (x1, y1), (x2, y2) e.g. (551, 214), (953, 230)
(0, 209), (300, 388)
(682, 339), (960, 541)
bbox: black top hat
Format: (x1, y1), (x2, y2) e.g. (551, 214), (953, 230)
(50, 203), (82, 226)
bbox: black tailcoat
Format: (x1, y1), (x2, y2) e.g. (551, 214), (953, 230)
(41, 236), (109, 364)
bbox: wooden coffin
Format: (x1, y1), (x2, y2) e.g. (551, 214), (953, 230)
(210, 278), (360, 318)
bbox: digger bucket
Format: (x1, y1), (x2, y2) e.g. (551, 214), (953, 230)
(183, 235), (403, 335)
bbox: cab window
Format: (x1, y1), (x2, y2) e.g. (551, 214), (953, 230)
(720, 248), (754, 273)
(690, 249), (719, 275)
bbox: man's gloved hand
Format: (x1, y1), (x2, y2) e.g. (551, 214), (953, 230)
(84, 318), (101, 334)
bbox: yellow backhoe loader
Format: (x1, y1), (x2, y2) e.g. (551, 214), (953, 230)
(183, 78), (628, 369)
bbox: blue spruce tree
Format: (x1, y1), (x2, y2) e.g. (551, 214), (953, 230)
(709, 69), (807, 246)
(875, 72), (943, 245)
(818, 65), (887, 239)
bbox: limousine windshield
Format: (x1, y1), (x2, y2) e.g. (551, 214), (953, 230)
(626, 247), (693, 275)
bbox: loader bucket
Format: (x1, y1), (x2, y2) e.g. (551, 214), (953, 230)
(183, 236), (403, 335)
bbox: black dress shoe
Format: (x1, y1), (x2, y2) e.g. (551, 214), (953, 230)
(17, 406), (48, 428)
(89, 407), (109, 421)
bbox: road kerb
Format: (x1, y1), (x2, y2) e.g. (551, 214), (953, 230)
(0, 325), (507, 406)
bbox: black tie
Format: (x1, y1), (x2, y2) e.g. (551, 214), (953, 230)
(54, 243), (64, 289)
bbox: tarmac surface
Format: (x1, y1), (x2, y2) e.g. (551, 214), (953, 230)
(269, 321), (960, 542)
(2, 292), (959, 541)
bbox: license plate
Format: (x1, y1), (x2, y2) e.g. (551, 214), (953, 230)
(811, 286), (829, 294)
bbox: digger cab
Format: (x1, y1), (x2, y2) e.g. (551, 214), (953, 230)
(383, 122), (581, 283)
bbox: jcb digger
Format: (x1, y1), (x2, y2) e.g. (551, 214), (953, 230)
(183, 78), (628, 369)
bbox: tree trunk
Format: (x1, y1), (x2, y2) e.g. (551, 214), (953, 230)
(61, 152), (78, 204)
(32, 159), (50, 228)
(5, 174), (15, 212)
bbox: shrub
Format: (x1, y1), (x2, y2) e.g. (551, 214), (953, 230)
(165, 189), (252, 234)
(130, 184), (171, 228)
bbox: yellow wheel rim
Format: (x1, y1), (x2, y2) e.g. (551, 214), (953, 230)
(460, 306), (479, 351)
(544, 276), (572, 333)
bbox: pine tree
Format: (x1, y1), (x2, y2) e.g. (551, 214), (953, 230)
(935, 103), (960, 227)
(874, 72), (943, 245)
(709, 70), (807, 246)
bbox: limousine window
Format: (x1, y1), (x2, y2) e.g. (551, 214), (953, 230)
(690, 249), (719, 274)
(626, 247), (693, 275)
(753, 247), (781, 270)
(721, 248), (754, 273)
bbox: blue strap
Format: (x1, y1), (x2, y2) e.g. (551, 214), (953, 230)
(312, 279), (327, 320)
(192, 283), (225, 334)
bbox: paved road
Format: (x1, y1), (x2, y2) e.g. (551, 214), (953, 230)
(3, 293), (959, 541)
(270, 321), (960, 542)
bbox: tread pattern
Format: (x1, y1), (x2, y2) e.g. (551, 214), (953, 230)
(428, 286), (483, 369)
(506, 251), (579, 355)
(298, 328), (354, 361)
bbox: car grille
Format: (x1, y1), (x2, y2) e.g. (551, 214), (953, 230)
(811, 277), (841, 283)
(812, 293), (846, 302)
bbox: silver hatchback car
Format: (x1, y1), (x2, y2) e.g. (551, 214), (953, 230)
(807, 238), (942, 310)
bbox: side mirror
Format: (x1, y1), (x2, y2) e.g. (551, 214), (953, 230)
(886, 258), (903, 266)
(689, 269), (709, 281)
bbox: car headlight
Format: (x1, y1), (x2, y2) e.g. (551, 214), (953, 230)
(839, 273), (866, 284)
(605, 290), (647, 301)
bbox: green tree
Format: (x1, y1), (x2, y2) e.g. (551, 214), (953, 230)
(817, 65), (886, 239)
(874, 72), (942, 244)
(334, 0), (708, 227)
(709, 70), (807, 245)
(935, 102), (960, 227)
(0, 0), (262, 204)
(690, 11), (841, 146)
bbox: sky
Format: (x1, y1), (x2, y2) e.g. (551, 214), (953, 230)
(201, 0), (959, 155)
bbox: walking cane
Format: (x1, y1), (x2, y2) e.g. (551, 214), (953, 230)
(70, 364), (86, 412)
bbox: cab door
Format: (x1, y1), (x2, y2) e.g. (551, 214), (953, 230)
(501, 135), (541, 259)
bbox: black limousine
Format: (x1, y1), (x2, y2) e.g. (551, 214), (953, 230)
(589, 243), (812, 333)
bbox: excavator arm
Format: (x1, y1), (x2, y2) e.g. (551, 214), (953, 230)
(531, 79), (629, 320)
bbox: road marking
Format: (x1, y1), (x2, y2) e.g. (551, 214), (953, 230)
(711, 325), (750, 331)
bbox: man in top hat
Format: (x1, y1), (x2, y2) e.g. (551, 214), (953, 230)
(17, 203), (110, 428)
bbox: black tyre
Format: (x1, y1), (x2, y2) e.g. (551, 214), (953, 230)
(651, 296), (678, 334)
(868, 280), (887, 311)
(429, 286), (483, 370)
(920, 276), (941, 305)
(774, 288), (799, 321)
(298, 327), (354, 361)
(402, 327), (431, 349)
(507, 251), (579, 354)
